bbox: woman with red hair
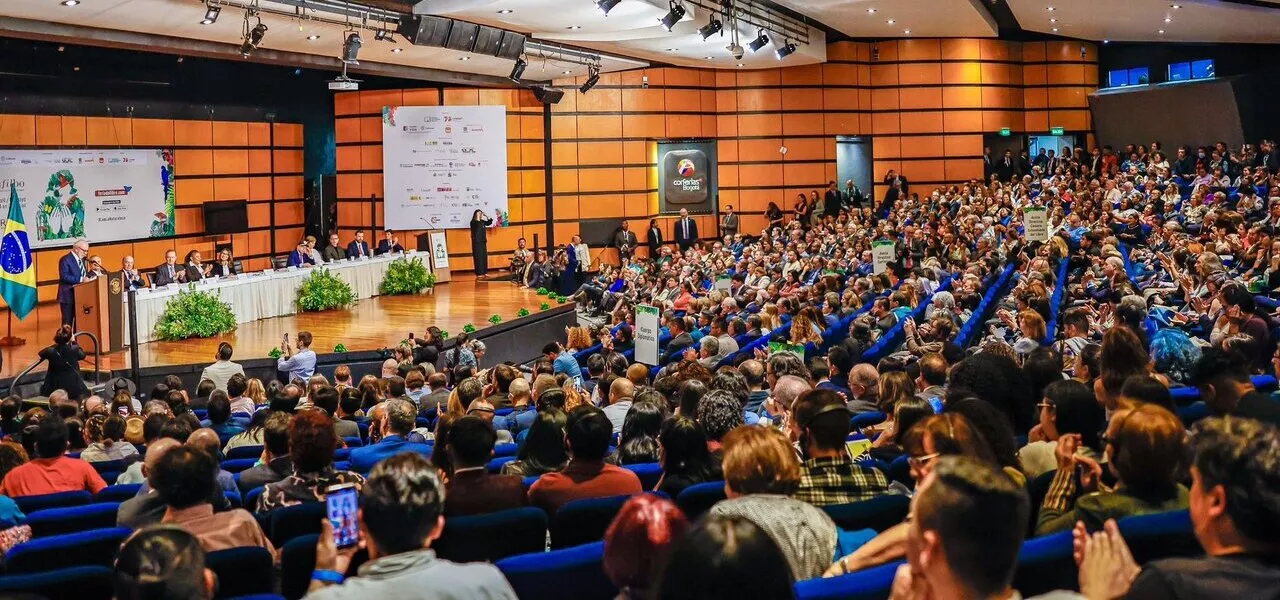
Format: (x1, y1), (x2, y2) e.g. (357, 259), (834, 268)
(603, 494), (689, 599)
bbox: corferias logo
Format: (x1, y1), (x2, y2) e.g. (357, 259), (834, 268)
(677, 159), (695, 177)
(663, 149), (709, 204)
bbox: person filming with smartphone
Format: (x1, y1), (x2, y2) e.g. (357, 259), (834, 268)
(277, 331), (317, 381)
(308, 453), (517, 598)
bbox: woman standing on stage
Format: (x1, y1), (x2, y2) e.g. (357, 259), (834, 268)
(470, 209), (494, 278)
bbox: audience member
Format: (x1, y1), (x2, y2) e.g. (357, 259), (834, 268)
(0, 417), (106, 497)
(501, 409), (569, 478)
(154, 446), (275, 558)
(256, 410), (364, 512)
(603, 495), (690, 600)
(443, 415), (526, 517)
(792, 389), (890, 505)
(654, 514), (796, 600)
(349, 399), (433, 472)
(527, 406), (642, 514)
(114, 527), (217, 600)
(236, 411), (293, 493)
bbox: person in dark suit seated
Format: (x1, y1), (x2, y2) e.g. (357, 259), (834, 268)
(287, 240), (315, 268)
(346, 230), (371, 259)
(673, 208), (699, 252)
(321, 232), (347, 262)
(442, 415), (527, 517)
(207, 247), (238, 278)
(153, 249), (185, 287)
(236, 412), (293, 494)
(418, 373), (450, 416)
(375, 229), (404, 255)
(40, 325), (89, 400)
(120, 255), (149, 290)
(57, 238), (91, 327)
(660, 316), (695, 365)
(184, 250), (209, 282)
(348, 399), (434, 472)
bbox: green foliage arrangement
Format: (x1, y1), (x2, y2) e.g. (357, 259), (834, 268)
(267, 347), (283, 359)
(488, 314), (502, 325)
(153, 286), (236, 341)
(536, 287), (550, 296)
(439, 330), (450, 340)
(462, 323), (477, 334)
(297, 268), (356, 312)
(334, 343), (348, 353)
(540, 302), (551, 311)
(517, 308), (530, 318)
(379, 256), (435, 296)
(555, 295), (567, 304)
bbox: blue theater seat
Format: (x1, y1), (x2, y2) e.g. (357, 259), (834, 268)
(794, 560), (903, 600)
(221, 458), (259, 473)
(265, 502), (326, 547)
(1117, 509), (1201, 564)
(206, 546), (275, 598)
(26, 502), (121, 538)
(13, 490), (92, 514)
(497, 541), (617, 600)
(820, 495), (910, 533)
(5, 527), (132, 574)
(549, 494), (635, 549)
(434, 506), (548, 563)
(487, 456), (517, 473)
(94, 483), (143, 503)
(674, 480), (726, 520)
(280, 534), (320, 600)
(622, 462), (663, 490)
(226, 445), (264, 460)
(0, 565), (114, 600)
(1012, 529), (1076, 597)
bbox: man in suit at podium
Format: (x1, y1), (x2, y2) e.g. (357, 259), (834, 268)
(57, 238), (92, 327)
(153, 250), (185, 287)
(346, 231), (371, 259)
(674, 208), (699, 252)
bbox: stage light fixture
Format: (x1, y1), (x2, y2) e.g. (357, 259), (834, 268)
(597, 0), (622, 16)
(659, 2), (686, 31)
(240, 19), (267, 57)
(374, 29), (389, 41)
(201, 4), (221, 24)
(342, 32), (363, 64)
(510, 56), (527, 82)
(698, 18), (722, 40)
(775, 40), (797, 60)
(580, 65), (600, 93)
(747, 29), (769, 52)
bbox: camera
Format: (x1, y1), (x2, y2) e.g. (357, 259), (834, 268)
(727, 43), (744, 60)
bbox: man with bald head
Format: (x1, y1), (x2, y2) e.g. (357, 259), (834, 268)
(117, 437), (229, 528)
(57, 238), (91, 326)
(121, 255), (148, 290)
(380, 359), (399, 379)
(768, 374), (813, 433)
(601, 377), (635, 435)
(847, 363), (880, 415)
(187, 428), (239, 496)
(739, 359), (769, 413)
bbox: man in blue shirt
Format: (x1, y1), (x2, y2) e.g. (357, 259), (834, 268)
(544, 342), (581, 383)
(287, 240), (315, 268)
(277, 331), (317, 381)
(350, 399), (434, 472)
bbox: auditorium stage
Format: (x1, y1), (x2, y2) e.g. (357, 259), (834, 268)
(0, 275), (553, 380)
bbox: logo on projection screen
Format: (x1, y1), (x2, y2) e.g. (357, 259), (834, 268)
(663, 149), (709, 205)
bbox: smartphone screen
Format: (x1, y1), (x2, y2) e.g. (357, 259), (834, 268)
(325, 484), (360, 549)
(117, 405), (129, 417)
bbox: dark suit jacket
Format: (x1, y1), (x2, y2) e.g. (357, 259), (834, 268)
(322, 245), (347, 262)
(237, 456), (293, 494)
(661, 332), (695, 364)
(287, 250), (314, 268)
(647, 227), (663, 255)
(57, 253), (84, 304)
(208, 262), (237, 278)
(346, 240), (371, 258)
(823, 190), (842, 217)
(122, 269), (148, 290)
(443, 469), (528, 517)
(375, 240), (404, 255)
(153, 263), (183, 287)
(674, 218), (699, 249)
(419, 389), (450, 415)
(39, 342), (87, 398)
(184, 264), (206, 282)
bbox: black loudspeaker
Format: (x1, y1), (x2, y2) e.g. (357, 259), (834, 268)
(398, 15), (452, 46)
(473, 26), (503, 56)
(495, 31), (527, 60)
(533, 86), (564, 104)
(445, 21), (479, 52)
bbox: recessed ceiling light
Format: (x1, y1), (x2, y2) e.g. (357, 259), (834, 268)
(1046, 6), (1055, 10)
(391, 47), (402, 53)
(459, 56), (470, 60)
(1163, 16), (1172, 22)
(1170, 4), (1181, 8)
(61, 0), (79, 6)
(307, 35), (320, 40)
(1049, 18), (1057, 23)
(1052, 27), (1059, 32)
(886, 19), (895, 24)
(566, 25), (581, 30)
(866, 8), (876, 13)
(903, 29), (911, 34)
(497, 9), (514, 14)
(1158, 29), (1166, 34)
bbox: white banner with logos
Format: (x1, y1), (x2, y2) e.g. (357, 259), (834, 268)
(1023, 206), (1049, 243)
(0, 149), (175, 248)
(635, 304), (660, 366)
(382, 105), (509, 230)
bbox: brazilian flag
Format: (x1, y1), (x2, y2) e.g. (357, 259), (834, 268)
(0, 183), (37, 320)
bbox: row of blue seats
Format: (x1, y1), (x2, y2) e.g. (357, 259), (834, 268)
(954, 265), (1018, 349)
(1042, 257), (1072, 345)
(859, 277), (957, 365)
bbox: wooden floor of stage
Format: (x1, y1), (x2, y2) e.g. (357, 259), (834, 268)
(0, 275), (549, 379)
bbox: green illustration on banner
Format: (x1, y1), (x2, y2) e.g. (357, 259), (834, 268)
(769, 341), (807, 360)
(151, 150), (177, 238)
(37, 169), (85, 242)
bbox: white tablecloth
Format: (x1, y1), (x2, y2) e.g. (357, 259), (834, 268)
(125, 252), (425, 344)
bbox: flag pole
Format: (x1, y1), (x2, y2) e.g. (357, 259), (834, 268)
(0, 308), (24, 347)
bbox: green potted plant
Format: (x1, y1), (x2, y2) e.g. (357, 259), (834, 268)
(536, 287), (549, 296)
(153, 285), (237, 341)
(333, 343), (348, 353)
(462, 323), (477, 334)
(379, 256), (436, 295)
(297, 268), (356, 312)
(439, 330), (449, 340)
(540, 302), (551, 311)
(267, 347), (283, 359)
(488, 314), (502, 325)
(517, 307), (530, 318)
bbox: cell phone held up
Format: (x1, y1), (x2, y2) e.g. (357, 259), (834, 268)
(325, 483), (360, 550)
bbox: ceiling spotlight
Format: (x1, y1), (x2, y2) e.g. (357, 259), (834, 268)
(307, 34), (319, 40)
(567, 25), (582, 30)
(1158, 29), (1165, 34)
(61, 0), (79, 6)
(597, 0), (622, 16)
(240, 20), (267, 57)
(497, 8), (514, 14)
(748, 29), (769, 52)
(775, 40), (797, 60)
(1163, 16), (1171, 22)
(886, 19), (895, 24)
(580, 65), (600, 93)
(201, 4), (220, 23)
(510, 56), (527, 82)
(659, 2), (686, 31)
(699, 18), (723, 40)
(867, 8), (876, 13)
(391, 47), (402, 53)
(342, 31), (362, 64)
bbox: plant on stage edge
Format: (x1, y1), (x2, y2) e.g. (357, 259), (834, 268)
(379, 256), (435, 296)
(539, 302), (550, 311)
(334, 343), (348, 353)
(462, 323), (477, 334)
(297, 268), (356, 312)
(153, 285), (236, 341)
(439, 330), (449, 339)
(517, 308), (530, 318)
(489, 314), (502, 325)
(267, 347), (283, 359)
(535, 287), (549, 296)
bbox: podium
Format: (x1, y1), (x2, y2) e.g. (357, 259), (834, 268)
(416, 230), (451, 283)
(73, 274), (124, 354)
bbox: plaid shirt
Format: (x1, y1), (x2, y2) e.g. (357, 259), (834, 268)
(794, 454), (891, 506)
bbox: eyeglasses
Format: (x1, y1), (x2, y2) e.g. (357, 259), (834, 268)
(1036, 402), (1054, 411)
(907, 452), (940, 470)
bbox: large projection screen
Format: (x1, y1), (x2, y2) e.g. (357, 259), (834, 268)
(382, 105), (509, 229)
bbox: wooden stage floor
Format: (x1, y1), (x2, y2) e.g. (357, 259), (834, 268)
(0, 276), (549, 379)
